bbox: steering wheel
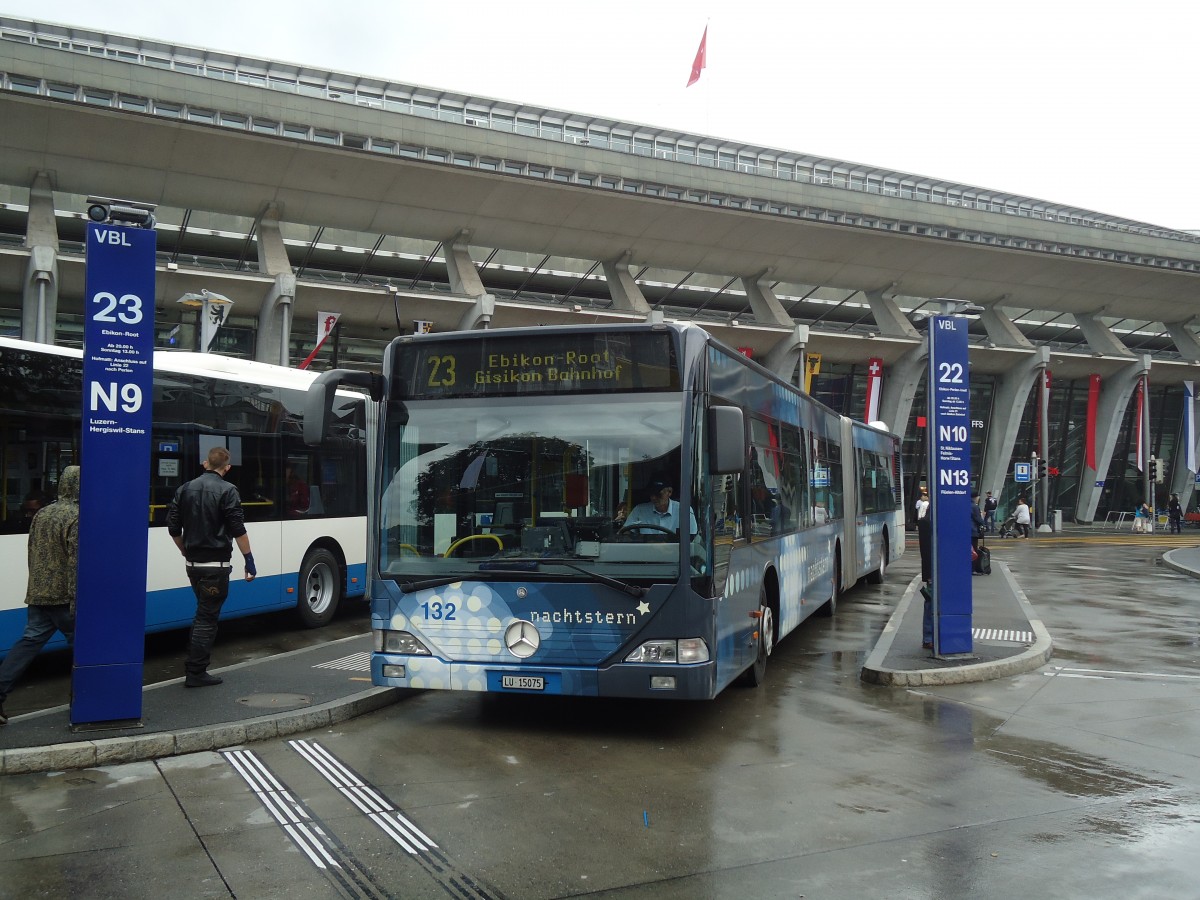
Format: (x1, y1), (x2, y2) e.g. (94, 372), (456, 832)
(616, 524), (676, 540)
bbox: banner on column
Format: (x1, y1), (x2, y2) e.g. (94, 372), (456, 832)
(1185, 381), (1196, 474)
(804, 353), (821, 394)
(72, 222), (156, 726)
(1134, 378), (1145, 472)
(864, 357), (883, 423)
(927, 315), (972, 656)
(1086, 374), (1101, 471)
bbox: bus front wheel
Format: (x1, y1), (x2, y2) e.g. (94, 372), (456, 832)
(738, 587), (775, 687)
(296, 547), (342, 628)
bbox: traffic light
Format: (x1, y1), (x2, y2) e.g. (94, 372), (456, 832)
(1152, 457), (1165, 483)
(1036, 458), (1047, 480)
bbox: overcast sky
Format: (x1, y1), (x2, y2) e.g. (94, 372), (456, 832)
(6, 0), (1197, 231)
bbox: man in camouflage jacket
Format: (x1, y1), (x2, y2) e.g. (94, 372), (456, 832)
(0, 465), (79, 725)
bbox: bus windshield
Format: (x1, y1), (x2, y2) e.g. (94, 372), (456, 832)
(380, 393), (696, 582)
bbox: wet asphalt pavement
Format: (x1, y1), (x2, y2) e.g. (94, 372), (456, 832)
(1, 531), (1199, 898)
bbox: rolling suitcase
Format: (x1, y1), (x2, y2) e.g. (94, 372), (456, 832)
(974, 533), (991, 575)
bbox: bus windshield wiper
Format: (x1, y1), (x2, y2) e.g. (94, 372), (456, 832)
(398, 575), (470, 593)
(536, 558), (646, 598)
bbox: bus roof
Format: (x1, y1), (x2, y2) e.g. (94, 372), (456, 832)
(0, 335), (339, 393)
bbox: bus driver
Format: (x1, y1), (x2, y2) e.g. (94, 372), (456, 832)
(614, 478), (699, 536)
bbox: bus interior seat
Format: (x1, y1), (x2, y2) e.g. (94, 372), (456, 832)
(522, 523), (568, 554)
(307, 485), (325, 515)
(492, 502), (516, 528)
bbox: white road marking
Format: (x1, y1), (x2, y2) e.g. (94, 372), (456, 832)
(290, 739), (439, 856)
(1046, 665), (1200, 681)
(312, 651), (372, 672)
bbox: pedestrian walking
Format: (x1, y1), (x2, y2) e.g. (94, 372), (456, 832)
(1168, 493), (1183, 534)
(0, 466), (80, 725)
(166, 447), (256, 688)
(1015, 496), (1032, 538)
(983, 491), (998, 534)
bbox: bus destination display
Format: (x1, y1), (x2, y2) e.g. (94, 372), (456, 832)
(396, 332), (679, 398)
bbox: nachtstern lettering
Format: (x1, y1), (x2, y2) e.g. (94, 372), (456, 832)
(530, 608), (640, 625)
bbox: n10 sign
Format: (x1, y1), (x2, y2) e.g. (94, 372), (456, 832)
(72, 222), (156, 726)
(927, 314), (972, 655)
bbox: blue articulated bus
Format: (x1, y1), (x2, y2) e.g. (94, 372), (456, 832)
(306, 322), (903, 699)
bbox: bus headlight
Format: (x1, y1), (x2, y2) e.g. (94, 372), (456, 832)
(624, 638), (709, 664)
(373, 629), (432, 655)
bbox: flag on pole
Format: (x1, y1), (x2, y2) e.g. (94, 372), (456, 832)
(1185, 380), (1196, 473)
(687, 26), (707, 87)
(200, 297), (230, 353)
(298, 310), (341, 370)
(864, 357), (883, 423)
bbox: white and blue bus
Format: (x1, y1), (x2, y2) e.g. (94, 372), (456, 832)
(307, 322), (902, 699)
(0, 335), (369, 658)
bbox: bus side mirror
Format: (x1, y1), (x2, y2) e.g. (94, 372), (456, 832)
(709, 406), (745, 474)
(305, 369), (381, 445)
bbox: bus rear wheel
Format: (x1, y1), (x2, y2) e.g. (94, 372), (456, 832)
(739, 587), (775, 687)
(867, 535), (888, 585)
(297, 547), (342, 628)
(817, 548), (840, 617)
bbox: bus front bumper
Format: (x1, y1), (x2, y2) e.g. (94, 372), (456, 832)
(372, 654), (717, 700)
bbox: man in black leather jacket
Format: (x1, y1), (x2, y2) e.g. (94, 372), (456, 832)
(166, 446), (256, 687)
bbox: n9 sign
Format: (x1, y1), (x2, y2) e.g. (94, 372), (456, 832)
(72, 222), (157, 726)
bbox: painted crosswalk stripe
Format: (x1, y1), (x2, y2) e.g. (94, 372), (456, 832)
(972, 628), (1033, 643)
(312, 651), (372, 672)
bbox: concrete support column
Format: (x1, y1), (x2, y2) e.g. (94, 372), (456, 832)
(763, 325), (809, 385)
(456, 294), (496, 331)
(21, 172), (60, 344)
(445, 230), (494, 330)
(1074, 356), (1151, 523)
(1169, 388), (1200, 510)
(1074, 312), (1134, 358)
(740, 272), (792, 327)
(878, 339), (927, 438)
(445, 230), (487, 298)
(255, 207), (292, 276)
(256, 273), (296, 366)
(254, 207), (296, 364)
(979, 348), (1045, 497)
(978, 302), (1033, 349)
(601, 253), (651, 315)
(1165, 321), (1200, 363)
(864, 286), (919, 339)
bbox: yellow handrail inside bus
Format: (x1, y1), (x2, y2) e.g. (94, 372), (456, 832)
(443, 534), (503, 557)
